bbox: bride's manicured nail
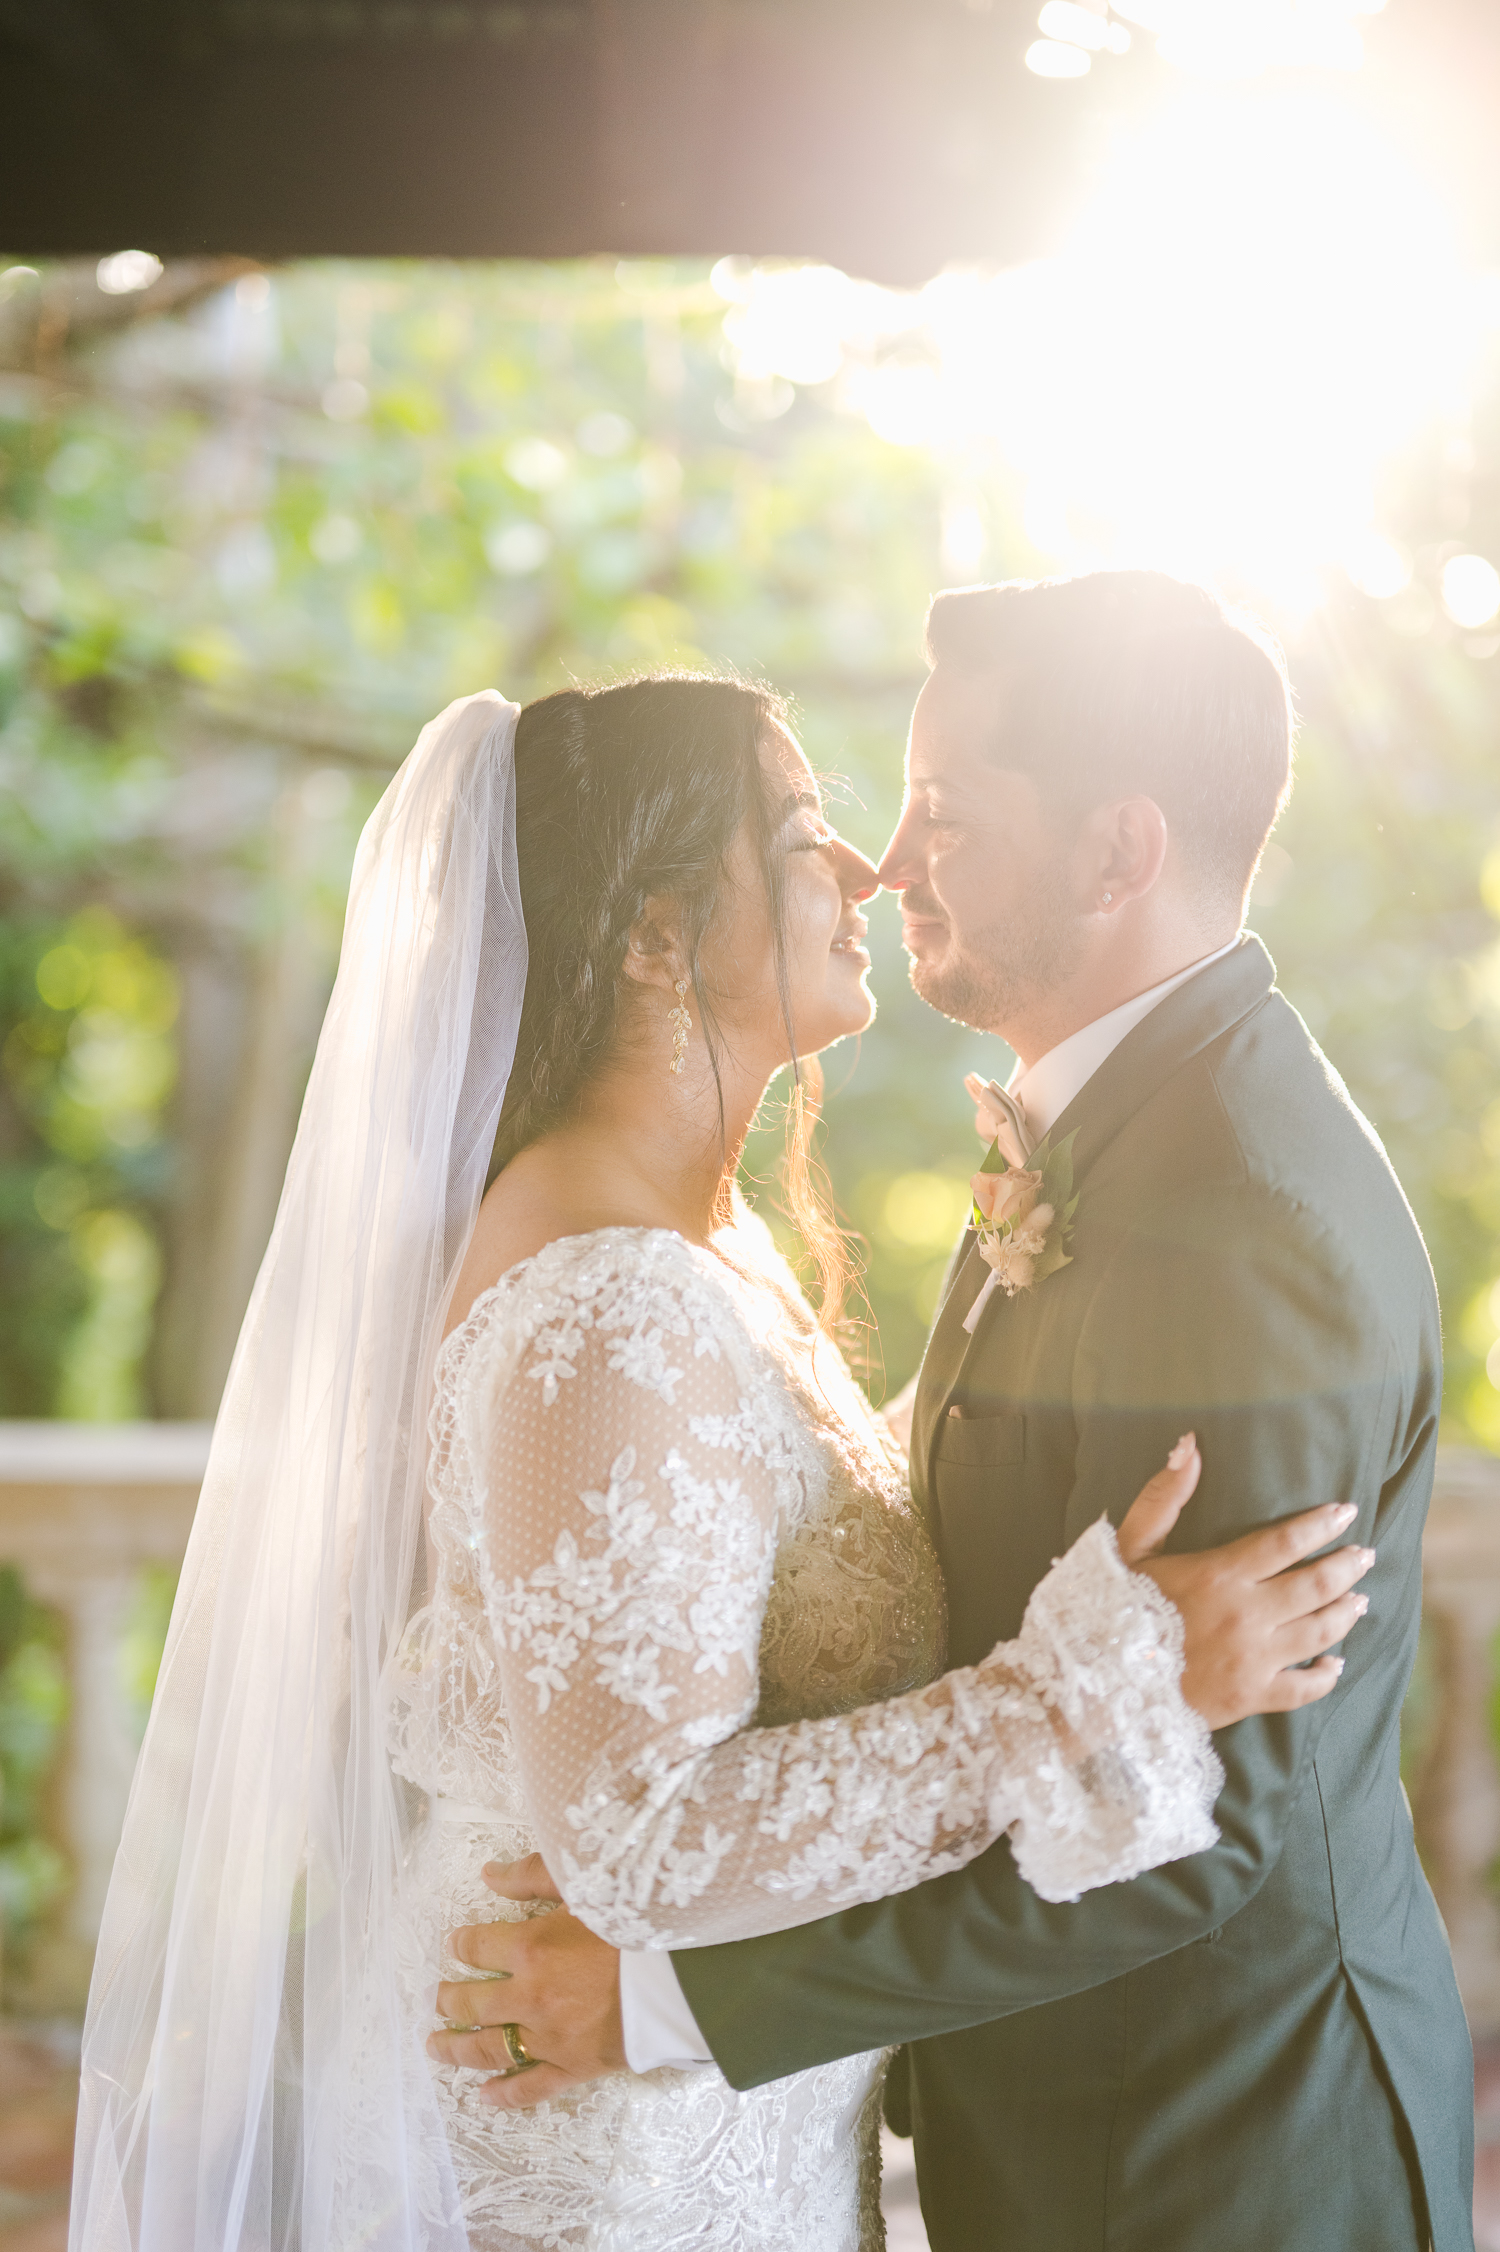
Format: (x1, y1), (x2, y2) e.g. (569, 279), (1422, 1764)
(1166, 1434), (1195, 1470)
(1334, 1503), (1357, 1526)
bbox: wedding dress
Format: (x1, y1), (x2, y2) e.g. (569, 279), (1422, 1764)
(387, 1219), (1222, 2252)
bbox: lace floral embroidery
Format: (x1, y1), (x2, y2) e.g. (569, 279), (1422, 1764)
(521, 1246), (726, 1408)
(489, 1440), (775, 1730)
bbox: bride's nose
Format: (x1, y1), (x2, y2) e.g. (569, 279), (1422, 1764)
(833, 836), (880, 901)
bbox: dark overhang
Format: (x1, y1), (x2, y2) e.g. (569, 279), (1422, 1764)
(1, 1), (1498, 284)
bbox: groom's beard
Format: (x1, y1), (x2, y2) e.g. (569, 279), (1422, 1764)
(904, 865), (1086, 1035)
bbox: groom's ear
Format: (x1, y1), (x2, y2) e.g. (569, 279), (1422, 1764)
(1082, 794), (1170, 910)
(623, 897), (686, 993)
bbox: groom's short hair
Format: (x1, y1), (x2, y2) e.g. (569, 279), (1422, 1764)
(924, 570), (1294, 909)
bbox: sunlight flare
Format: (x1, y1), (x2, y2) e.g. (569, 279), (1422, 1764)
(718, 81), (1498, 614)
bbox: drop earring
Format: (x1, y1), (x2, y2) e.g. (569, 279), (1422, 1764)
(667, 979), (692, 1075)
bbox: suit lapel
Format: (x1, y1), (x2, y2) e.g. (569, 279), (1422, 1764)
(910, 934), (1278, 1512)
(909, 1229), (987, 1517)
(1029, 934), (1274, 1203)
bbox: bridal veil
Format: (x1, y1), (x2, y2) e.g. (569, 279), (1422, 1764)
(70, 692), (526, 2251)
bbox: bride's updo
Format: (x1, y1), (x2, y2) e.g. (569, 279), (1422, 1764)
(490, 672), (848, 1321)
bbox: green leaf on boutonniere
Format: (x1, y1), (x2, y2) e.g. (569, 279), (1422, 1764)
(1030, 1128), (1079, 1283)
(1032, 1128), (1077, 1211)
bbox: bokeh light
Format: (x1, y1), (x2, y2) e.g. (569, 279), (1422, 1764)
(1441, 553), (1500, 631)
(94, 250), (162, 297)
(1026, 38), (1093, 76)
(1036, 4), (1131, 56)
(1114, 0), (1382, 78)
(716, 80), (1500, 619)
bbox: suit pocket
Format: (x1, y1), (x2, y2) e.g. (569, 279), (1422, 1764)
(935, 1410), (1025, 1468)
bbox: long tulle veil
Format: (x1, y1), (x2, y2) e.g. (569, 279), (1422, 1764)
(70, 691), (526, 2251)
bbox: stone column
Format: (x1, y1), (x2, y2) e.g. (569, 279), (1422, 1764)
(0, 1422), (208, 2006)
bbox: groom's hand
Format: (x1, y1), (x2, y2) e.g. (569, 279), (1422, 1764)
(427, 1856), (626, 2110)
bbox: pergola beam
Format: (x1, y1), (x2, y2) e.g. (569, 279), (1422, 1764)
(2, 2), (1499, 285)
(2, 1), (1134, 284)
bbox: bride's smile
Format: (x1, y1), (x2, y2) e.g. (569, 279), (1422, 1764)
(677, 720), (879, 1085)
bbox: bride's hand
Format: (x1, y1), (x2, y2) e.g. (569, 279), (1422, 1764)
(1116, 1436), (1374, 1732)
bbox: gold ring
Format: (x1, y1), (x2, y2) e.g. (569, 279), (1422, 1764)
(500, 2021), (537, 2073)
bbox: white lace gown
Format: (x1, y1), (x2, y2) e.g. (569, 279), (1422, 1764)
(387, 1222), (1221, 2252)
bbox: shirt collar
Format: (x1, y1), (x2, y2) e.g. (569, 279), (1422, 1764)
(1010, 936), (1242, 1145)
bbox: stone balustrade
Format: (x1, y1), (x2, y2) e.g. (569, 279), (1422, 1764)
(0, 1421), (210, 2007)
(0, 1425), (1498, 2029)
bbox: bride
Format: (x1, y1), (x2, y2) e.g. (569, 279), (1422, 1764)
(71, 679), (1369, 2252)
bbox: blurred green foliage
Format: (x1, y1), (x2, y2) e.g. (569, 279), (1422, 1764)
(1250, 584), (1500, 1446)
(1, 909), (174, 1415)
(118, 1563), (179, 1744)
(1, 256), (1498, 1429)
(0, 1566), (68, 1946)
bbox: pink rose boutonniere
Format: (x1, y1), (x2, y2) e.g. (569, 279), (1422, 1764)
(962, 1125), (1079, 1334)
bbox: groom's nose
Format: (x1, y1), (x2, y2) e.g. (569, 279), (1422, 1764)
(876, 812), (922, 893)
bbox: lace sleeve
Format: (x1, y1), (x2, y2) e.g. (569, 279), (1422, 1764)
(472, 1248), (1222, 1949)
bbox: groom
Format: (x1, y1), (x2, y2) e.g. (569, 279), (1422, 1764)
(433, 572), (1474, 2250)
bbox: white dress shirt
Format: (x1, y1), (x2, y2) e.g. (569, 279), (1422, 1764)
(618, 934), (1244, 2074)
(1005, 936), (1240, 1145)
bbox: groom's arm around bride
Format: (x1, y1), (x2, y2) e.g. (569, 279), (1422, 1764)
(671, 578), (1474, 2252)
(680, 934), (1469, 2252)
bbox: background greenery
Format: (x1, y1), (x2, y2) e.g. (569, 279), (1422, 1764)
(2, 255), (1499, 1434)
(0, 1566), (68, 1952)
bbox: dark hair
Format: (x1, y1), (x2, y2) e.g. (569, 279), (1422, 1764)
(490, 671), (850, 1327)
(924, 570), (1294, 909)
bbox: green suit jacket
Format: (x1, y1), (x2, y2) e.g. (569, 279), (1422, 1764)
(674, 937), (1474, 2252)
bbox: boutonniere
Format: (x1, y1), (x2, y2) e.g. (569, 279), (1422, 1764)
(962, 1127), (1079, 1334)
